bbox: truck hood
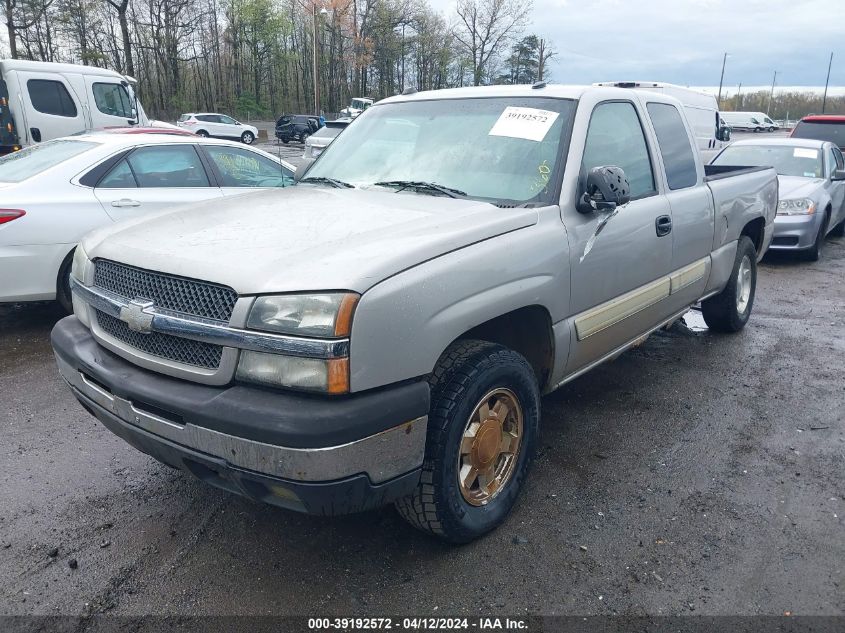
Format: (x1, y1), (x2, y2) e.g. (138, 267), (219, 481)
(777, 175), (824, 200)
(82, 186), (538, 295)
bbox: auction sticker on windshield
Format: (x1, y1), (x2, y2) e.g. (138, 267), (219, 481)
(793, 148), (818, 159)
(489, 106), (560, 142)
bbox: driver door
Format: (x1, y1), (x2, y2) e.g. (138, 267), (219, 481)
(563, 100), (674, 375)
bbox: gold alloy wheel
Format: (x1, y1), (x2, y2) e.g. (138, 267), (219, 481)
(457, 388), (524, 506)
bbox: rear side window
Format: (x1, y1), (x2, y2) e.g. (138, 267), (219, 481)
(582, 101), (655, 198)
(178, 114), (191, 122)
(125, 145), (210, 188)
(0, 139), (96, 182)
(646, 103), (698, 190)
(92, 83), (134, 118)
(27, 79), (78, 117)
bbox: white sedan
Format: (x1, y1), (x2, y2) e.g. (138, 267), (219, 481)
(0, 133), (295, 310)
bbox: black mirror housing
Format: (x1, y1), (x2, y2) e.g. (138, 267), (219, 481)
(578, 165), (631, 213)
(717, 126), (731, 142)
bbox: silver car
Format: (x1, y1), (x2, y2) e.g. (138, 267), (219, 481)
(302, 120), (350, 162)
(711, 138), (845, 260)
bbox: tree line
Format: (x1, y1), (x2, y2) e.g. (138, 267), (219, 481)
(2, 0), (558, 119)
(719, 90), (845, 120)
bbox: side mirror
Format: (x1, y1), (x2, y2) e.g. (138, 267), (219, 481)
(717, 126), (731, 142)
(832, 168), (845, 182)
(577, 165), (631, 214)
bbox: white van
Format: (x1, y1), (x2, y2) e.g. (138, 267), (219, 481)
(721, 111), (779, 133)
(0, 59), (151, 155)
(595, 81), (731, 160)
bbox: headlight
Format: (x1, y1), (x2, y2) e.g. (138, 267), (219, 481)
(777, 198), (816, 216)
(247, 293), (358, 337)
(71, 244), (90, 282)
(236, 352), (349, 394)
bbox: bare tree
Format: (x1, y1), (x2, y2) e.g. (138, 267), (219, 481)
(454, 0), (530, 86)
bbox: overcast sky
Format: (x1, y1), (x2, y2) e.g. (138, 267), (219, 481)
(433, 0), (844, 90)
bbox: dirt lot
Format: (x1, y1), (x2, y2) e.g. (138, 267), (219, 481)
(0, 238), (843, 619)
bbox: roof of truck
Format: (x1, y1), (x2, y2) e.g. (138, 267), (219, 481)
(0, 59), (129, 80)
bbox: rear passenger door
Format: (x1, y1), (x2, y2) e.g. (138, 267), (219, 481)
(564, 99), (675, 374)
(18, 72), (86, 143)
(92, 144), (223, 222)
(644, 101), (713, 312)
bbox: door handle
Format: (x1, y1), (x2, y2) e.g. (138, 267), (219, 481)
(655, 215), (672, 237)
(111, 198), (141, 208)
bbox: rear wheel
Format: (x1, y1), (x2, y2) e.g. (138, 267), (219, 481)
(241, 131), (254, 144)
(56, 250), (75, 314)
(196, 129), (209, 138)
(702, 236), (757, 333)
(395, 340), (540, 543)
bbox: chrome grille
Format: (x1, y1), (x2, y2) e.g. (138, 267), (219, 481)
(94, 259), (237, 322)
(96, 310), (223, 369)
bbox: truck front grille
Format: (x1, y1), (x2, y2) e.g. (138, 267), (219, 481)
(94, 259), (237, 322)
(95, 310), (223, 370)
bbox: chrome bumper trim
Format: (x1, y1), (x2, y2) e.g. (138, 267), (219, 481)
(70, 277), (349, 359)
(56, 353), (426, 484)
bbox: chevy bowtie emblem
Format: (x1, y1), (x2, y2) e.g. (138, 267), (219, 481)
(119, 299), (155, 334)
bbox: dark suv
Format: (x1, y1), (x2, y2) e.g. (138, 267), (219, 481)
(791, 115), (845, 151)
(276, 115), (319, 143)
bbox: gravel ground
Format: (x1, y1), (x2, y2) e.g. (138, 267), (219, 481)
(0, 236), (842, 619)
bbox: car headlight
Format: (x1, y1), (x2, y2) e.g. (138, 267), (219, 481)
(238, 293), (359, 394)
(246, 293), (358, 337)
(777, 198), (816, 216)
(71, 244), (90, 282)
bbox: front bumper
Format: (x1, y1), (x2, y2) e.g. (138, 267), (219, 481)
(51, 316), (430, 515)
(769, 213), (824, 250)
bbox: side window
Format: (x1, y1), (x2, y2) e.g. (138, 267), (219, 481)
(98, 159), (137, 188)
(27, 79), (78, 117)
(126, 145), (210, 188)
(204, 145), (293, 188)
(92, 83), (134, 118)
(582, 101), (655, 198)
(646, 102), (698, 190)
(833, 147), (845, 171)
(219, 115), (236, 125)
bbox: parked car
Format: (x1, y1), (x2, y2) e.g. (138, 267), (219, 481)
(710, 138), (845, 260)
(302, 120), (350, 162)
(176, 113), (258, 144)
(53, 85), (777, 543)
(98, 126), (196, 136)
(275, 114), (319, 143)
(790, 115), (845, 151)
(721, 111), (778, 133)
(0, 59), (159, 155)
(595, 81), (731, 159)
(339, 97), (374, 118)
(0, 133), (295, 311)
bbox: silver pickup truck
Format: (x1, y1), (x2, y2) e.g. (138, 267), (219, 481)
(52, 85), (777, 543)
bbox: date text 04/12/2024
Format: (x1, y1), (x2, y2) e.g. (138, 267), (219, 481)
(307, 617), (529, 630)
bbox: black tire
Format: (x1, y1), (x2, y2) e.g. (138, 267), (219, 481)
(56, 250), (75, 314)
(300, 131), (310, 144)
(280, 138), (289, 144)
(830, 216), (845, 237)
(196, 129), (209, 138)
(803, 212), (830, 262)
(241, 131), (254, 144)
(395, 340), (540, 543)
(768, 127), (775, 132)
(702, 236), (757, 333)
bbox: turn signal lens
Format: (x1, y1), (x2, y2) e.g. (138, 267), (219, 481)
(0, 209), (25, 225)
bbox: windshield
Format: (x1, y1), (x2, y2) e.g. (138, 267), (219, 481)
(712, 144), (823, 178)
(312, 127), (341, 141)
(0, 139), (98, 182)
(792, 121), (845, 149)
(307, 97), (576, 205)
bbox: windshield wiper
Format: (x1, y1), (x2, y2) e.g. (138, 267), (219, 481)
(300, 176), (354, 189)
(373, 180), (467, 198)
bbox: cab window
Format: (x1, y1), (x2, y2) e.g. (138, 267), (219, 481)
(646, 102), (698, 190)
(92, 83), (134, 118)
(582, 101), (655, 198)
(27, 79), (78, 117)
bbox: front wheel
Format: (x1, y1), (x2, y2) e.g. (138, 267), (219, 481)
(702, 236), (757, 333)
(830, 215), (844, 237)
(395, 340), (540, 543)
(56, 250), (75, 314)
(803, 213), (829, 262)
(300, 132), (310, 144)
(241, 131), (254, 144)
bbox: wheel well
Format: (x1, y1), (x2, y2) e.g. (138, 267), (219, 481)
(741, 217), (766, 253)
(455, 305), (554, 390)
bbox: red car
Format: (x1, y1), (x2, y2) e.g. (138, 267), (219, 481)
(99, 126), (197, 136)
(790, 115), (845, 151)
